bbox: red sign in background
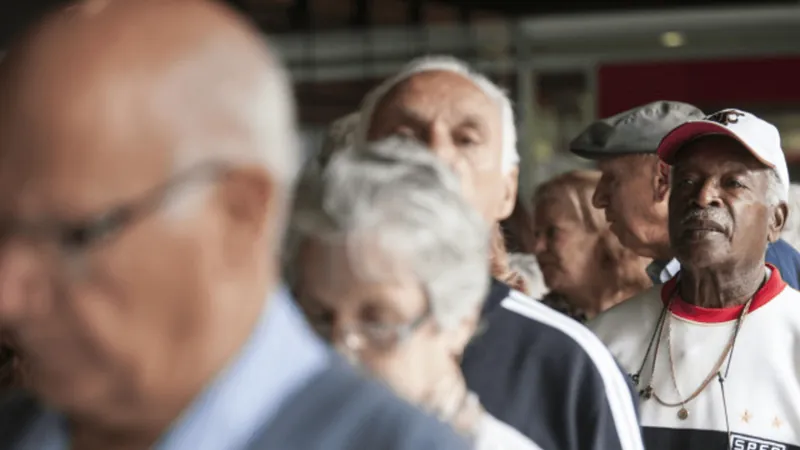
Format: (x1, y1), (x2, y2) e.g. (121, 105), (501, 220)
(598, 56), (800, 117)
(598, 56), (800, 162)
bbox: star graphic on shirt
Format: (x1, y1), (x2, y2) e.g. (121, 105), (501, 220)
(741, 410), (752, 423)
(773, 417), (782, 429)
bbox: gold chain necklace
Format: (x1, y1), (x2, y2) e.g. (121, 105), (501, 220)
(643, 294), (754, 420)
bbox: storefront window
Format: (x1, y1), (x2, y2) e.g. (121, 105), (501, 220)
(518, 70), (596, 200)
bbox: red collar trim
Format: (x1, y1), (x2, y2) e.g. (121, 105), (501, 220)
(660, 263), (787, 323)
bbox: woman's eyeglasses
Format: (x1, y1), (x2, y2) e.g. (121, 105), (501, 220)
(304, 304), (433, 353)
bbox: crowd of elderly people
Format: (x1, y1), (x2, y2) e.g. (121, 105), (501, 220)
(0, 1), (800, 450)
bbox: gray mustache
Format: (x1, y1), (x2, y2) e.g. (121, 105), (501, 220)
(681, 208), (730, 228)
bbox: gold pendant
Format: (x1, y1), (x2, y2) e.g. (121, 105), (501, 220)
(640, 385), (653, 400)
(678, 407), (689, 420)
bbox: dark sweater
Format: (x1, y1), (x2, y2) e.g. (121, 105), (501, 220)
(463, 279), (643, 450)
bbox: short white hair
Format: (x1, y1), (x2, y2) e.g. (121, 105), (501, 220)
(172, 58), (300, 184)
(781, 183), (800, 249)
(285, 137), (490, 328)
(322, 112), (360, 156)
(354, 56), (519, 173)
(166, 51), (301, 226)
(766, 169), (786, 206)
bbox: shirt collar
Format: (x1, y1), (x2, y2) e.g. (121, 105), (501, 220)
(156, 287), (329, 449)
(660, 264), (787, 324)
(17, 287), (329, 450)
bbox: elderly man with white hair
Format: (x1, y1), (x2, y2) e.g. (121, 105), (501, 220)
(288, 137), (541, 449)
(352, 56), (643, 450)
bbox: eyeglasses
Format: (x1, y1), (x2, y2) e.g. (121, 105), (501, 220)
(304, 304), (433, 353)
(0, 161), (230, 256)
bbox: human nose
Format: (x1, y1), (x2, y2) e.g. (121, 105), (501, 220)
(592, 181), (609, 209)
(425, 126), (458, 166)
(531, 230), (547, 256)
(0, 239), (48, 326)
(333, 328), (367, 364)
(692, 179), (723, 209)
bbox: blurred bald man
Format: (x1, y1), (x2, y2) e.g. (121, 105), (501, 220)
(0, 1), (468, 449)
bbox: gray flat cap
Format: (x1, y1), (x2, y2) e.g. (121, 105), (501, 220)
(569, 101), (705, 159)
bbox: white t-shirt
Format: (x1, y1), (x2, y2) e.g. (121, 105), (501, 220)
(590, 266), (800, 450)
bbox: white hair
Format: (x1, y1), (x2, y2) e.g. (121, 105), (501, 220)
(164, 51), (301, 226)
(766, 169), (786, 206)
(507, 252), (549, 299)
(354, 56), (519, 173)
(285, 137), (490, 328)
(781, 183), (800, 249)
(322, 112), (360, 156)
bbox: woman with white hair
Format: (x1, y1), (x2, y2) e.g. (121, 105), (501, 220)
(285, 137), (540, 449)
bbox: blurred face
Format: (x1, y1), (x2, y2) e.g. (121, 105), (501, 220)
(0, 71), (274, 422)
(669, 136), (785, 270)
(531, 197), (598, 296)
(0, 154), (243, 416)
(295, 238), (473, 403)
(367, 71), (517, 222)
(594, 155), (668, 258)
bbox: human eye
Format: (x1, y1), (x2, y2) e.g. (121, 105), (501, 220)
(360, 321), (400, 349)
(454, 130), (481, 147)
(723, 177), (747, 190)
(393, 125), (416, 139)
(674, 174), (696, 189)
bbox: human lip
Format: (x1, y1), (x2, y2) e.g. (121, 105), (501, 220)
(536, 259), (558, 271)
(681, 219), (725, 234)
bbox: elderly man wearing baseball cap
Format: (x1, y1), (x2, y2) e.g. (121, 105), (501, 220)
(590, 109), (800, 449)
(571, 101), (800, 288)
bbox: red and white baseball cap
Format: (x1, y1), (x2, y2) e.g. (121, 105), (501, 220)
(657, 108), (790, 202)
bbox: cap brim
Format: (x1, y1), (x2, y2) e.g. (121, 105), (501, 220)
(657, 121), (776, 168)
(570, 146), (656, 160)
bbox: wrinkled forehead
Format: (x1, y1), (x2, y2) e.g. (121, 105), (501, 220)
(367, 70), (501, 134)
(535, 195), (580, 222)
(598, 154), (649, 173)
(0, 73), (174, 218)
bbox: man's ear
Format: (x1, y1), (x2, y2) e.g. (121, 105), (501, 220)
(496, 167), (519, 221)
(654, 159), (671, 202)
(215, 167), (276, 267)
(768, 202), (788, 243)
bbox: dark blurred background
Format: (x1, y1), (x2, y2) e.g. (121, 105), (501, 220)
(4, 0), (800, 197)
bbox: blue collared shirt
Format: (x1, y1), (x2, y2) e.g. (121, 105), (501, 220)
(15, 287), (329, 450)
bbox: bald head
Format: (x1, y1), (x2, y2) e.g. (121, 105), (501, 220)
(0, 0), (300, 440)
(0, 0), (298, 188)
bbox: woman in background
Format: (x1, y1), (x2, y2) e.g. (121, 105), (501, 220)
(517, 170), (651, 321)
(285, 138), (541, 449)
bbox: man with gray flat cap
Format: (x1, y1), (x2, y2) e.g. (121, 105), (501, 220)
(570, 100), (800, 288)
